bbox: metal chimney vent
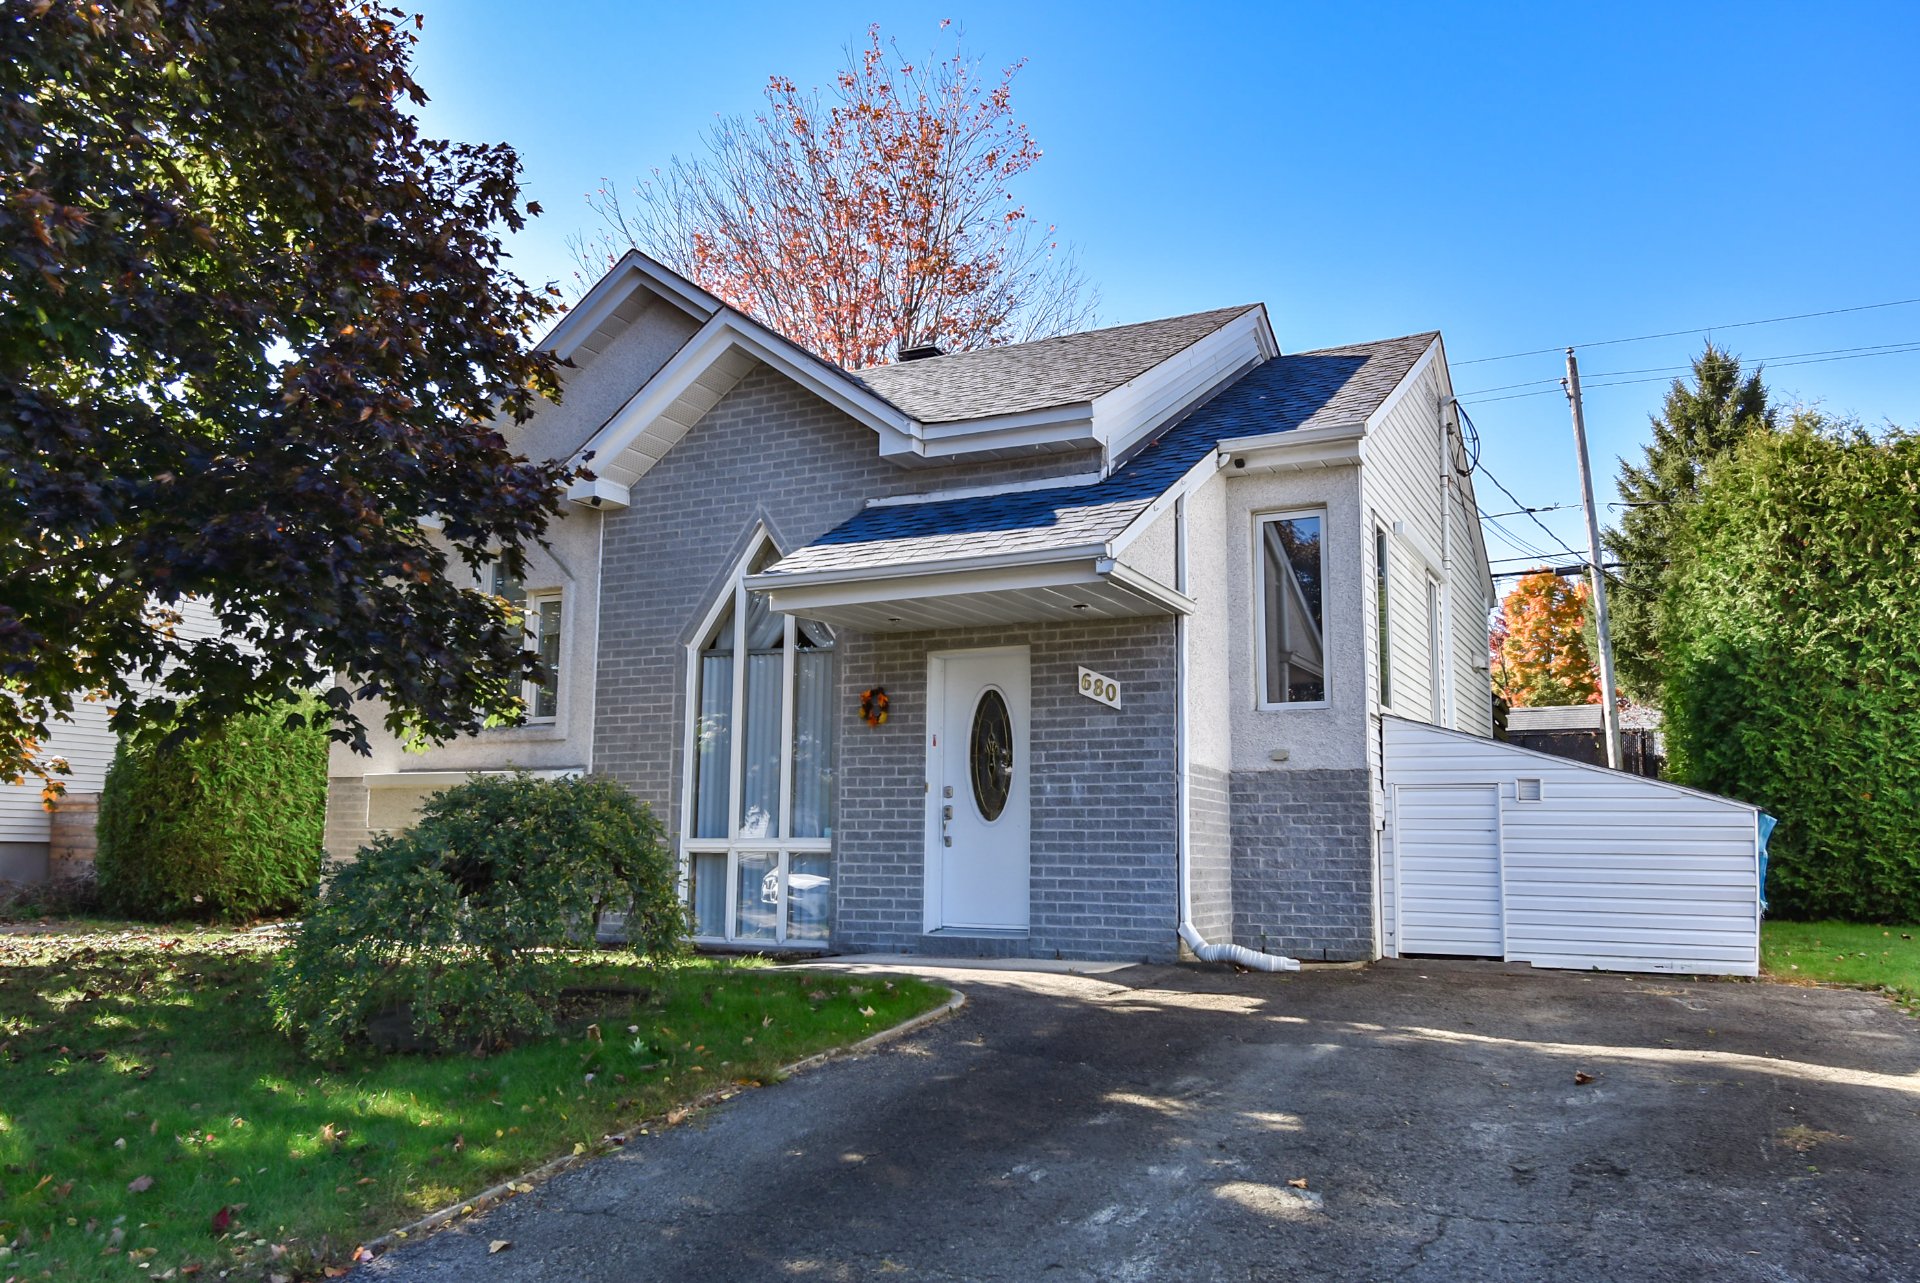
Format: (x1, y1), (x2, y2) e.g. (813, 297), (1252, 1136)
(897, 343), (945, 361)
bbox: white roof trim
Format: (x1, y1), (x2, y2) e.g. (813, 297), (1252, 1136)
(539, 251), (723, 363)
(748, 542), (1112, 592)
(755, 554), (1192, 626)
(570, 312), (919, 491)
(1094, 306), (1277, 467)
(1362, 335), (1443, 434)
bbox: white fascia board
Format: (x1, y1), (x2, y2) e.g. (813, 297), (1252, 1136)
(898, 403), (1098, 462)
(538, 251), (723, 363)
(1092, 559), (1197, 614)
(572, 313), (919, 477)
(747, 541), (1111, 593)
(758, 553), (1192, 618)
(759, 557), (1107, 613)
(567, 476), (631, 510)
(1105, 449), (1231, 560)
(1216, 421), (1369, 473)
(1361, 336), (1443, 434)
(1092, 308), (1275, 464)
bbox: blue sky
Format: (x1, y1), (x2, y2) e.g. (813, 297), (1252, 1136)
(408, 2), (1919, 575)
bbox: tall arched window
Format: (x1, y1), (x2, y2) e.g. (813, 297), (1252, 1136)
(682, 536), (836, 945)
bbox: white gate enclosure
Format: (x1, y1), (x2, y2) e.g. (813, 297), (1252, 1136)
(1381, 716), (1763, 977)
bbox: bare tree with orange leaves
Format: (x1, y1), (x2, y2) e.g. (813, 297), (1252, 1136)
(1489, 570), (1601, 708)
(570, 23), (1096, 370)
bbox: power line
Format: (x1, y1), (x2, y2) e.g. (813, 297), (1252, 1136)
(1458, 337), (1920, 401)
(1482, 502), (1578, 520)
(1459, 405), (1589, 565)
(1454, 296), (1920, 367)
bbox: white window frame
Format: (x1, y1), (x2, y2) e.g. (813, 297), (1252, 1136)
(1253, 508), (1330, 711)
(677, 533), (833, 949)
(524, 589), (563, 724)
(1375, 525), (1394, 711)
(487, 558), (563, 728)
(1424, 572), (1442, 726)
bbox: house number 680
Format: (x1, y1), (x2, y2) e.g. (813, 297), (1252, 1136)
(1077, 667), (1121, 709)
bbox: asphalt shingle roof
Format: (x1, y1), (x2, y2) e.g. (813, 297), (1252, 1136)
(763, 331), (1439, 580)
(853, 306), (1262, 424)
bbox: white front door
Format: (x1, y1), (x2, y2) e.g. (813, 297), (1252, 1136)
(929, 648), (1030, 932)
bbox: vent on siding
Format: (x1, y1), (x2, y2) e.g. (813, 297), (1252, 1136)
(1516, 777), (1543, 802)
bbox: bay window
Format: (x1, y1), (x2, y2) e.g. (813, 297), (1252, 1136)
(684, 540), (836, 945)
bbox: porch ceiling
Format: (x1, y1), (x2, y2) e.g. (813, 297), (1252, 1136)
(751, 557), (1190, 633)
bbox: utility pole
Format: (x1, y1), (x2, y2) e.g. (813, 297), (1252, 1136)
(1564, 348), (1624, 769)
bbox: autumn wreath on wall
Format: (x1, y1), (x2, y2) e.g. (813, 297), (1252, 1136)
(860, 687), (889, 727)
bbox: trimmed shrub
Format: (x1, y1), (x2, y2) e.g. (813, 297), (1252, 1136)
(268, 772), (683, 1058)
(96, 699), (328, 921)
(1660, 422), (1920, 920)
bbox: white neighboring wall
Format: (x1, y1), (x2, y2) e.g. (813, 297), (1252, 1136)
(1381, 717), (1763, 977)
(0, 597), (225, 875)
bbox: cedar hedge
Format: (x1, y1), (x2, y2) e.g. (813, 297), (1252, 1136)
(95, 699), (328, 921)
(1660, 423), (1920, 920)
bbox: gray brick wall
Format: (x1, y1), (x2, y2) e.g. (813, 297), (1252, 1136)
(835, 617), (1180, 963)
(1188, 762), (1233, 942)
(1230, 767), (1375, 961)
(593, 361), (1120, 832)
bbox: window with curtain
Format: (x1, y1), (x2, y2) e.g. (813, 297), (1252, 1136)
(1258, 512), (1326, 705)
(685, 538), (836, 944)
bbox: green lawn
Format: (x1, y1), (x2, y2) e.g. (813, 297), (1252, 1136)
(0, 923), (945, 1281)
(1762, 920), (1920, 1011)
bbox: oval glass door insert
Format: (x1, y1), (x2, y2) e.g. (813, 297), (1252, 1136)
(969, 689), (1013, 822)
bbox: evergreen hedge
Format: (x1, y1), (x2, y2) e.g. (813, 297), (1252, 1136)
(1660, 423), (1920, 920)
(96, 700), (329, 921)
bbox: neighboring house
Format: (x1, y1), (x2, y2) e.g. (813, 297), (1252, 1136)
(1, 598), (224, 883)
(324, 251), (1764, 974)
(1505, 703), (1665, 778)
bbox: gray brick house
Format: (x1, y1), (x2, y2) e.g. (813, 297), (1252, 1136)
(324, 250), (1497, 966)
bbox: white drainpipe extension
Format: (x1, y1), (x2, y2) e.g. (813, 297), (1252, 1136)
(1173, 490), (1300, 973)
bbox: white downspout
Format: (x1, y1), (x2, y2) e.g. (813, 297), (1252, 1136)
(1174, 490), (1300, 973)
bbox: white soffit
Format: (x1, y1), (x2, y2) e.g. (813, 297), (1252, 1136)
(568, 313), (917, 505)
(756, 559), (1192, 632)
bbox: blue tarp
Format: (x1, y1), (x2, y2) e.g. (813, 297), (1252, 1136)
(1758, 813), (1778, 914)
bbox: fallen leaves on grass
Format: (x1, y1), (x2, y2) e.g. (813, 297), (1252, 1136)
(127, 1174), (154, 1193)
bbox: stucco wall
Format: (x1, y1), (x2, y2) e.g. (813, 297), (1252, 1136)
(835, 617), (1181, 963)
(1221, 462), (1368, 773)
(511, 297), (704, 465)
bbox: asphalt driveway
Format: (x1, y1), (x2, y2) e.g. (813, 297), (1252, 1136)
(358, 958), (1920, 1282)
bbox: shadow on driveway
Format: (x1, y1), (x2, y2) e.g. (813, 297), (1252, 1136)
(358, 958), (1920, 1282)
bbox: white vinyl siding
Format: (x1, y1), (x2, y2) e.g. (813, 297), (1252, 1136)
(1381, 717), (1762, 976)
(1394, 785), (1502, 955)
(1, 597), (226, 847)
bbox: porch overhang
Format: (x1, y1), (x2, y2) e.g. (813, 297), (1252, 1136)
(745, 548), (1193, 633)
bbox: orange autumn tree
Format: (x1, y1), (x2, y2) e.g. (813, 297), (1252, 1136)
(1490, 570), (1601, 707)
(571, 23), (1096, 370)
